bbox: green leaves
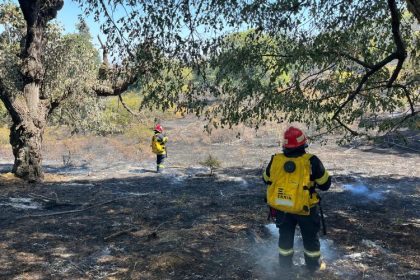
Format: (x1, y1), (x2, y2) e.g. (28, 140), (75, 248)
(50, 0), (419, 141)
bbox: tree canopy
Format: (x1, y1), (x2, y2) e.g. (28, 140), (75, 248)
(76, 0), (419, 140)
(0, 0), (419, 181)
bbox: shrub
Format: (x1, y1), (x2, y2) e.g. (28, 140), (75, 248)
(200, 154), (221, 175)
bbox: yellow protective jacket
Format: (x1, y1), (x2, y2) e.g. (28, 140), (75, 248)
(151, 133), (168, 155)
(263, 152), (330, 215)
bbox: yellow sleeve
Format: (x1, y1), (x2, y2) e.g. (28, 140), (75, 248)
(315, 170), (330, 185)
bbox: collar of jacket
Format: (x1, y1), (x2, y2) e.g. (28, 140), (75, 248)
(283, 145), (306, 157)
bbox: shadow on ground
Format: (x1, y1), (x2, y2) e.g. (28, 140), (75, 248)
(0, 168), (419, 279)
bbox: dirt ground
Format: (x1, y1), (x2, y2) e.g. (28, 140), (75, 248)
(0, 116), (419, 280)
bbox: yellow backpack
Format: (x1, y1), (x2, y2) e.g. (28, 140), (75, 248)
(267, 153), (318, 215)
(151, 135), (165, 154)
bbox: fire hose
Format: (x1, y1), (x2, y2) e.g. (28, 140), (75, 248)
(318, 195), (327, 236)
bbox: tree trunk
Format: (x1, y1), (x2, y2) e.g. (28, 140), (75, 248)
(0, 0), (64, 181)
(1, 90), (50, 182)
(10, 117), (46, 182)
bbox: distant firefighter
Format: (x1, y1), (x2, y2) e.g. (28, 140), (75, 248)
(263, 126), (331, 273)
(151, 124), (168, 173)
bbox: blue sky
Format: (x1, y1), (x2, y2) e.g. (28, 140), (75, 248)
(56, 1), (102, 46)
(4, 0), (103, 46)
(57, 1), (98, 34)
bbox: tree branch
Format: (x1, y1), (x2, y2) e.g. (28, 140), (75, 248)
(97, 0), (134, 58)
(16, 199), (120, 219)
(118, 94), (141, 117)
(392, 84), (416, 115)
(262, 50), (374, 69)
(334, 117), (360, 136)
(0, 79), (20, 122)
(388, 110), (419, 133)
(387, 0), (407, 87)
(334, 52), (374, 69)
(93, 73), (137, 97)
(48, 87), (74, 115)
(307, 125), (342, 140)
(332, 66), (381, 122)
(97, 35), (109, 66)
(332, 0), (406, 126)
(314, 83), (390, 102)
(277, 64), (336, 95)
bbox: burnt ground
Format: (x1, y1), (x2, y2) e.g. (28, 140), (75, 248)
(0, 116), (419, 280)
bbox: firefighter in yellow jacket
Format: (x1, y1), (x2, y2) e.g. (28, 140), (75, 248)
(263, 126), (331, 272)
(151, 124), (168, 173)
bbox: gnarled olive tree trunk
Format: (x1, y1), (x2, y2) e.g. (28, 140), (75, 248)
(8, 98), (50, 182)
(0, 0), (63, 181)
(10, 121), (46, 181)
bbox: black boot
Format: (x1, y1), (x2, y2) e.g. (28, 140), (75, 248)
(305, 257), (326, 273)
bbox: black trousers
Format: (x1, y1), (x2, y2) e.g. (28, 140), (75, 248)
(156, 154), (166, 171)
(275, 206), (321, 269)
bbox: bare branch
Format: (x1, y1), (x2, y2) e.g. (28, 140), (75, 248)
(334, 117), (360, 136)
(97, 35), (109, 66)
(97, 0), (135, 58)
(314, 83), (389, 102)
(335, 52), (374, 69)
(277, 64), (336, 95)
(16, 199), (121, 219)
(0, 79), (20, 122)
(392, 84), (416, 115)
(307, 125), (341, 140)
(388, 110), (419, 133)
(118, 94), (141, 117)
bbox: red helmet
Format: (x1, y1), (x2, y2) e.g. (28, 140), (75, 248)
(154, 124), (163, 133)
(283, 126), (307, 148)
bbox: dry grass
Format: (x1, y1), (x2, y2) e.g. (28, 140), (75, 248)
(39, 124), (156, 164)
(0, 126), (9, 145)
(0, 172), (71, 184)
(0, 172), (24, 184)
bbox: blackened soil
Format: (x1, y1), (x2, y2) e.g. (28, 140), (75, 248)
(0, 117), (419, 279)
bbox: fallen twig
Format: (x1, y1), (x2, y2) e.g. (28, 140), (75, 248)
(154, 221), (170, 231)
(15, 199), (120, 219)
(28, 193), (54, 202)
(125, 261), (139, 280)
(381, 141), (420, 153)
(104, 226), (139, 241)
(28, 193), (81, 209)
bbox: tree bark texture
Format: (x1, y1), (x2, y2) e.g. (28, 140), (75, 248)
(10, 116), (46, 182)
(406, 0), (420, 22)
(0, 0), (64, 181)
